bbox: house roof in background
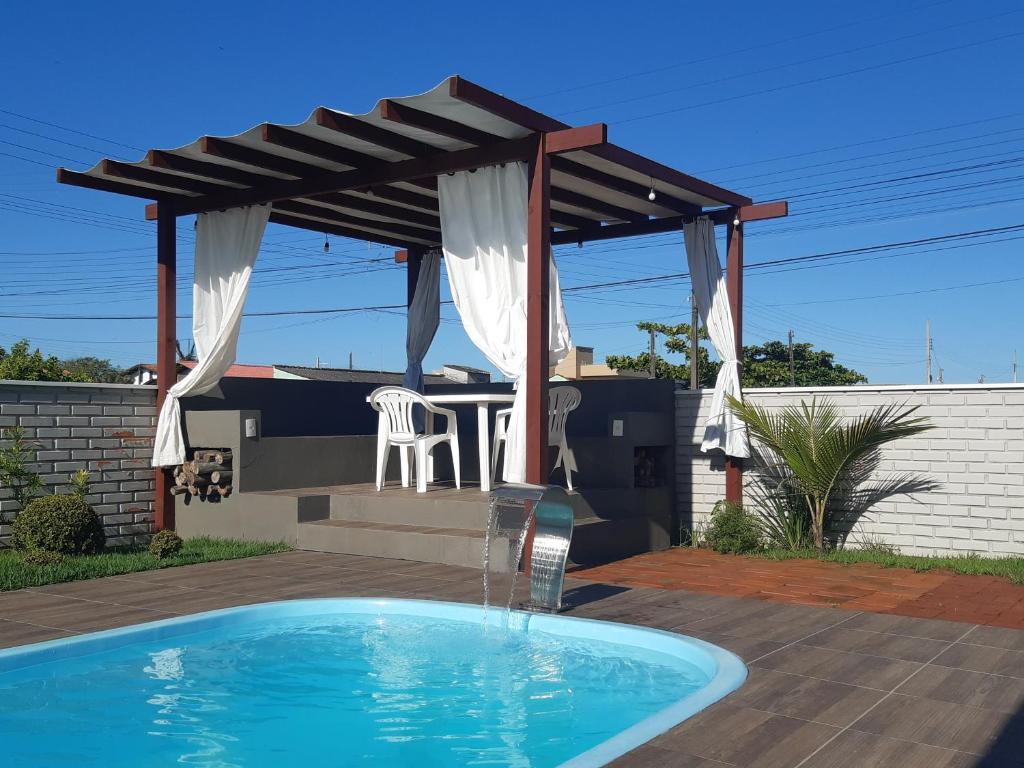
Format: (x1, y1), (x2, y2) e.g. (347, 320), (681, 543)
(275, 365), (448, 385)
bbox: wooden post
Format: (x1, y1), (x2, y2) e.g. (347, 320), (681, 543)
(526, 136), (551, 486)
(523, 135), (551, 573)
(154, 204), (177, 531)
(725, 220), (744, 505)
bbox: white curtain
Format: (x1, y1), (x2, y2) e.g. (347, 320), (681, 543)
(684, 217), (750, 458)
(438, 162), (572, 482)
(403, 249), (440, 432)
(152, 204), (271, 467)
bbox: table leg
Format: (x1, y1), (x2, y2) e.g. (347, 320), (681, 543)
(477, 403), (490, 493)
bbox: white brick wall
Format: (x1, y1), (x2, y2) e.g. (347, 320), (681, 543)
(0, 380), (157, 547)
(677, 383), (1024, 557)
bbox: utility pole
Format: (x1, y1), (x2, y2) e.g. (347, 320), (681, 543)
(1013, 350), (1018, 383)
(348, 351), (353, 370)
(938, 367), (944, 384)
(648, 327), (657, 379)
(925, 320), (933, 384)
(787, 329), (796, 386)
(690, 293), (699, 390)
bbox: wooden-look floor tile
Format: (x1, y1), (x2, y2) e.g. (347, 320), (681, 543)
(852, 693), (1020, 755)
(797, 729), (980, 768)
(726, 668), (885, 727)
(754, 644), (921, 691)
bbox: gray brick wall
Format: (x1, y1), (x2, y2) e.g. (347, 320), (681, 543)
(677, 384), (1024, 557)
(0, 380), (158, 547)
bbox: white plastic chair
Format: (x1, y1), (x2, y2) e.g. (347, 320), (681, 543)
(490, 385), (581, 490)
(369, 386), (460, 493)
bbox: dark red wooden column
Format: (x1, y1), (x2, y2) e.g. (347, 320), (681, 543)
(526, 136), (551, 486)
(725, 220), (744, 504)
(523, 135), (551, 572)
(154, 205), (177, 531)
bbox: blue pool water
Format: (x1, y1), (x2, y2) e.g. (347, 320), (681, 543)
(0, 599), (745, 767)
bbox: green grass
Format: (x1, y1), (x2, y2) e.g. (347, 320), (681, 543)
(0, 537), (291, 592)
(758, 546), (1024, 584)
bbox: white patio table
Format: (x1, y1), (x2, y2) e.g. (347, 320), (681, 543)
(367, 391), (515, 493)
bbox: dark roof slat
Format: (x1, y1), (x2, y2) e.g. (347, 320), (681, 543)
(316, 107), (440, 157)
(273, 200), (440, 242)
(101, 160), (224, 195)
(268, 211), (422, 249)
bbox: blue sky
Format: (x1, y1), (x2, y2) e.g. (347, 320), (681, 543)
(1, 0), (1022, 384)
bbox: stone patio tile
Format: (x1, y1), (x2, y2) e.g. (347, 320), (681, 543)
(897, 665), (1024, 714)
(797, 729), (980, 768)
(680, 629), (787, 663)
(932, 642), (1024, 678)
(607, 743), (735, 766)
(962, 624), (1024, 651)
(800, 625), (951, 662)
(0, 618), (75, 649)
(754, 644), (920, 691)
(841, 613), (974, 642)
(0, 598), (172, 633)
(650, 702), (838, 768)
(851, 693), (1021, 756)
(724, 667), (885, 727)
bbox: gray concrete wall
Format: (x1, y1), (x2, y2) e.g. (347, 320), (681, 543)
(677, 383), (1024, 557)
(0, 380), (157, 546)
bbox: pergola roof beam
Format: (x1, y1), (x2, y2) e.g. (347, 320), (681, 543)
(315, 107), (440, 158)
(273, 200), (440, 242)
(269, 211), (415, 249)
(448, 75), (749, 209)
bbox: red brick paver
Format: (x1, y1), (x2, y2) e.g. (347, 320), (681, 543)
(574, 548), (1024, 630)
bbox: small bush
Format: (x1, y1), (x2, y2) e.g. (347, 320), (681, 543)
(149, 529), (184, 559)
(705, 500), (763, 555)
(11, 495), (105, 555)
(20, 549), (66, 567)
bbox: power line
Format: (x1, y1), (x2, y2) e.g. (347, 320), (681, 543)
(613, 30), (1024, 126)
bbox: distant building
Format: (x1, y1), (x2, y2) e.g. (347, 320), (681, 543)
(550, 346), (646, 381)
(125, 361), (275, 386)
(273, 365), (449, 386)
(441, 364), (491, 384)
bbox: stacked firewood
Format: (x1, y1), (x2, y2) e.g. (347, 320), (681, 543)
(170, 449), (233, 499)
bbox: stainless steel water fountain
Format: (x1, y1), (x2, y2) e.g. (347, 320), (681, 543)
(485, 484), (574, 613)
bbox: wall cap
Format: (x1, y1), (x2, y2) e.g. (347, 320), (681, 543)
(0, 379), (155, 392)
(676, 382), (1024, 396)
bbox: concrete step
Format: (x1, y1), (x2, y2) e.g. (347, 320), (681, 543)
(296, 518), (509, 570)
(329, 485), (490, 530)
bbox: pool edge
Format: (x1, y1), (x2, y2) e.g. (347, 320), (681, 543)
(0, 597), (748, 767)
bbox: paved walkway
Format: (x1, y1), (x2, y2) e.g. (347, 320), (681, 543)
(2, 551), (1023, 767)
(574, 548), (1024, 631)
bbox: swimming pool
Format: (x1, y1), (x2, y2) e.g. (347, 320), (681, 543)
(0, 598), (745, 767)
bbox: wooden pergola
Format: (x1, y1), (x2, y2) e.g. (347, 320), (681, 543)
(56, 76), (787, 532)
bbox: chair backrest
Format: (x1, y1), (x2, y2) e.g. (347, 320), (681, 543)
(548, 385), (581, 444)
(369, 386), (428, 443)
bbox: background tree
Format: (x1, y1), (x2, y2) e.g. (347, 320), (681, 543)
(0, 340), (84, 382)
(60, 356), (126, 384)
(605, 322), (720, 387)
(605, 324), (867, 388)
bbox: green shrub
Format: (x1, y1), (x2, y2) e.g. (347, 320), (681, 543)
(11, 495), (105, 555)
(148, 529), (184, 559)
(20, 549), (66, 567)
(705, 500), (763, 555)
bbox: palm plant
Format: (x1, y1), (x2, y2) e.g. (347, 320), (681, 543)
(727, 396), (932, 551)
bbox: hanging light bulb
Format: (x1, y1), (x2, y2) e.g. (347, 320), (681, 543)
(323, 234), (330, 253)
(647, 177), (656, 202)
(733, 215), (740, 227)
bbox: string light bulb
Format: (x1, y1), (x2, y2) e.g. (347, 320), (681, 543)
(323, 234), (330, 253)
(733, 215), (740, 227)
(647, 178), (656, 202)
